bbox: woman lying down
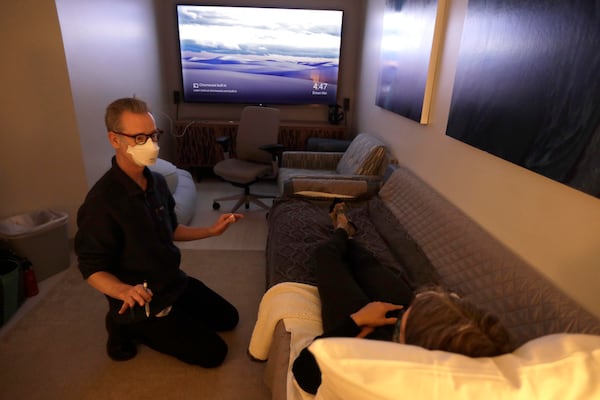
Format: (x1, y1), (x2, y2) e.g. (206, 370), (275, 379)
(292, 201), (513, 395)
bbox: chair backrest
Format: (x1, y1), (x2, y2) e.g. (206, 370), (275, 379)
(236, 106), (281, 164)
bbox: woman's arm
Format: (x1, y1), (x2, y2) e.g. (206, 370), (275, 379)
(292, 316), (361, 394)
(350, 301), (403, 337)
(292, 302), (403, 394)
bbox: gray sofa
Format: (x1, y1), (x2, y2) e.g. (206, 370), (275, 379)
(149, 158), (197, 225)
(255, 164), (600, 400)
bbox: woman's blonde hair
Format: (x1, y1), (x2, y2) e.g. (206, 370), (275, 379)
(403, 287), (513, 357)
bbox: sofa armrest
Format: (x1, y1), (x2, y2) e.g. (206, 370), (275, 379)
(282, 176), (382, 198)
(281, 151), (344, 169)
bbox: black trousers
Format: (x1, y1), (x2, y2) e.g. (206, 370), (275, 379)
(313, 229), (413, 336)
(114, 277), (239, 368)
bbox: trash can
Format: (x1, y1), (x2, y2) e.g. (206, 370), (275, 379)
(0, 209), (70, 282)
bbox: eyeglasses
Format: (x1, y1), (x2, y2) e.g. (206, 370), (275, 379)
(386, 307), (407, 320)
(391, 307), (408, 343)
(112, 129), (163, 145)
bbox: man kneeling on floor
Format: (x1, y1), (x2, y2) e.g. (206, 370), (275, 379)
(75, 97), (243, 367)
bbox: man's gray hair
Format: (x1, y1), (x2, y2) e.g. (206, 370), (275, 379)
(104, 97), (150, 132)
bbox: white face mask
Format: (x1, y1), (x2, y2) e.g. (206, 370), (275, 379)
(127, 140), (160, 166)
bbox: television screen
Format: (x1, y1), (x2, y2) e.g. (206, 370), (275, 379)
(176, 5), (344, 105)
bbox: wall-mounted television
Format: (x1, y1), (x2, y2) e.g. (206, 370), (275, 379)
(176, 5), (344, 105)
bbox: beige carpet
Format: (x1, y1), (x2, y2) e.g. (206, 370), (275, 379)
(177, 178), (276, 252)
(0, 249), (270, 400)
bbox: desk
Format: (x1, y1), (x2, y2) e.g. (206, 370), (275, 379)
(174, 120), (347, 169)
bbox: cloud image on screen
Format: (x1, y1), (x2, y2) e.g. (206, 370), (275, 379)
(176, 5), (344, 105)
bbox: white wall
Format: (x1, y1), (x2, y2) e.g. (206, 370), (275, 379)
(357, 0), (600, 319)
(55, 0), (167, 187)
(1, 0), (172, 236)
(0, 0), (88, 237)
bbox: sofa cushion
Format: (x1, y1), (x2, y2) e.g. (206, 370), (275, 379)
(336, 133), (386, 176)
(283, 177), (382, 199)
(277, 168), (338, 193)
(310, 334), (600, 400)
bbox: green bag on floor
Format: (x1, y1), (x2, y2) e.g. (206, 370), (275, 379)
(0, 248), (24, 327)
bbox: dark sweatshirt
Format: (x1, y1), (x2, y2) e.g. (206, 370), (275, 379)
(292, 316), (362, 395)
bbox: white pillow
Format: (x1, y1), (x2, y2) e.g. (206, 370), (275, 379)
(309, 334), (600, 400)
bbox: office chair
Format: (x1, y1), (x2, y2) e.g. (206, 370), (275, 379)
(212, 106), (282, 212)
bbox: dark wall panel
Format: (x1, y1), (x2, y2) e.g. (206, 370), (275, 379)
(447, 0), (600, 197)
